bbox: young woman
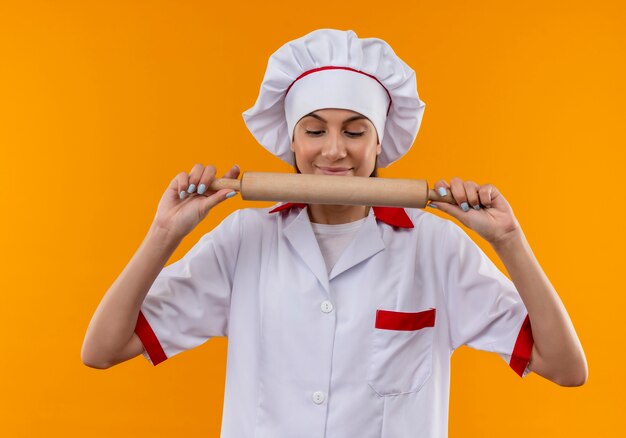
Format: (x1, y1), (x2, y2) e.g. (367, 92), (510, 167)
(82, 29), (587, 437)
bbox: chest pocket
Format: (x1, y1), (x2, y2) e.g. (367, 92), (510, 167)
(367, 307), (436, 396)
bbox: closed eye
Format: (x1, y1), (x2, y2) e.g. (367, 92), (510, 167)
(305, 130), (365, 137)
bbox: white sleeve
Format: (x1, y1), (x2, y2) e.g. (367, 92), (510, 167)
(134, 210), (243, 365)
(442, 221), (534, 378)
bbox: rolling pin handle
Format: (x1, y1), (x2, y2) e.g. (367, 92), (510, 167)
(208, 177), (242, 192)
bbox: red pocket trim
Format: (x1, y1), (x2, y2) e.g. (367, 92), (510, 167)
(375, 308), (436, 331)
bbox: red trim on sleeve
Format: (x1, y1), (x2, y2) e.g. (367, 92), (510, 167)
(134, 311), (167, 366)
(509, 314), (534, 377)
(375, 308), (436, 331)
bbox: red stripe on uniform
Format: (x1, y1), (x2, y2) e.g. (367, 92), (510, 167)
(269, 202), (414, 229)
(375, 308), (436, 331)
(509, 314), (534, 377)
(371, 206), (414, 228)
(268, 202), (307, 213)
(134, 311), (167, 366)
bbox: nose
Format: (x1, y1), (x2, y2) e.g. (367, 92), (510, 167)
(321, 129), (347, 161)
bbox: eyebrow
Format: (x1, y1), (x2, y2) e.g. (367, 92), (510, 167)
(304, 112), (368, 124)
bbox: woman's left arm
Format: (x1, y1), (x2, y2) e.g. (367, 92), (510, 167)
(429, 177), (588, 387)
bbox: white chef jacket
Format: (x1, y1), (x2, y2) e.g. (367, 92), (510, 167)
(134, 202), (534, 438)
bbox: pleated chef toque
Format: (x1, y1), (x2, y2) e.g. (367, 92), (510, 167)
(242, 29), (426, 168)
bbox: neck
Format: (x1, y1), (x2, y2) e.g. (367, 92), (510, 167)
(307, 204), (371, 225)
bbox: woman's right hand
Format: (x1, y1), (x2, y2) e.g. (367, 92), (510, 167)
(151, 163), (240, 241)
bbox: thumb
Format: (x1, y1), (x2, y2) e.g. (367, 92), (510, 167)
(198, 189), (238, 216)
(427, 201), (469, 226)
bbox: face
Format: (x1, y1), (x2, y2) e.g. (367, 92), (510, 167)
(290, 108), (381, 177)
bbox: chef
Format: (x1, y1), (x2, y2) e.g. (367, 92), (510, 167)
(82, 28), (588, 438)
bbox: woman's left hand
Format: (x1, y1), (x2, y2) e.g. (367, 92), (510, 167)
(428, 177), (522, 246)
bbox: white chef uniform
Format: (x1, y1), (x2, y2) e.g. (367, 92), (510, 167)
(134, 203), (534, 438)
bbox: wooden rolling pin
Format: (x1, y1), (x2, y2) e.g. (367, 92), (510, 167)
(207, 172), (456, 208)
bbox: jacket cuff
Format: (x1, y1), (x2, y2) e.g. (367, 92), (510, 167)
(134, 310), (168, 366)
(509, 313), (534, 378)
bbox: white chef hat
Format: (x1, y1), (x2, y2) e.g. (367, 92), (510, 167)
(242, 29), (426, 168)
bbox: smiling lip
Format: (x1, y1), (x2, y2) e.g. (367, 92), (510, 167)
(317, 166), (353, 175)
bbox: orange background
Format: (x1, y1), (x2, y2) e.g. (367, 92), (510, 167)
(1, 0), (624, 436)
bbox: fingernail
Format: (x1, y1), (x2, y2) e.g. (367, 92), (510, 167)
(427, 203), (438, 209)
(197, 184), (206, 195)
(461, 202), (469, 212)
(225, 191), (238, 199)
(437, 187), (447, 197)
(179, 190), (186, 200)
(187, 184), (196, 193)
(473, 204), (481, 210)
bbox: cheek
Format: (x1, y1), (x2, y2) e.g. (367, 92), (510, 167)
(355, 140), (379, 160)
(292, 142), (317, 165)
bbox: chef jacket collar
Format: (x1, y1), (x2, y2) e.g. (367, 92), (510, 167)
(268, 202), (413, 229)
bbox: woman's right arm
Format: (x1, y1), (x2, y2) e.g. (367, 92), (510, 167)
(81, 163), (240, 369)
(81, 224), (183, 369)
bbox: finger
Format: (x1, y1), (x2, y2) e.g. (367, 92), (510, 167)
(449, 177), (470, 211)
(478, 184), (494, 208)
(187, 163), (205, 194)
(221, 164), (241, 180)
(433, 179), (450, 198)
(464, 180), (481, 210)
(197, 165), (217, 196)
(197, 165), (240, 196)
(166, 174), (178, 191)
(175, 171), (190, 200)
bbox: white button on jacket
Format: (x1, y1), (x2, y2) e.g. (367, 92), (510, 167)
(135, 203), (534, 438)
(320, 300), (334, 313)
(312, 391), (326, 404)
